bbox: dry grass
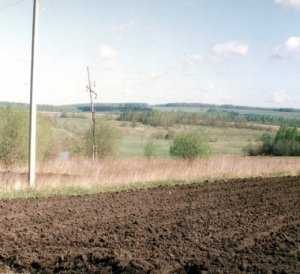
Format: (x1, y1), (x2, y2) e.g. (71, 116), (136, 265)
(0, 156), (300, 198)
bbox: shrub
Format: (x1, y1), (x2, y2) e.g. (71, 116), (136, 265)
(170, 132), (210, 160)
(144, 141), (157, 159)
(83, 120), (121, 159)
(0, 108), (54, 167)
(243, 143), (260, 156)
(260, 133), (273, 155)
(0, 108), (28, 167)
(244, 126), (300, 156)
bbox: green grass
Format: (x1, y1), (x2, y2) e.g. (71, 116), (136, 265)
(53, 117), (90, 135)
(47, 114), (266, 158)
(1, 170), (297, 201)
(0, 179), (211, 200)
(197, 125), (263, 155)
(119, 135), (171, 157)
(118, 124), (264, 157)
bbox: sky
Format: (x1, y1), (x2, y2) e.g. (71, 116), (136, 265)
(0, 0), (300, 107)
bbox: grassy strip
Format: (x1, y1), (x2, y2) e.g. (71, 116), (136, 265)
(0, 171), (297, 201)
(0, 180), (188, 200)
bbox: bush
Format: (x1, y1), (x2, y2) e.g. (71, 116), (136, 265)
(144, 141), (157, 159)
(170, 132), (210, 160)
(260, 133), (273, 155)
(244, 126), (300, 156)
(243, 142), (263, 156)
(0, 108), (28, 167)
(0, 108), (54, 167)
(83, 121), (121, 159)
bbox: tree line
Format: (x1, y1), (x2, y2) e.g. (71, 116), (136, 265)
(118, 109), (300, 129)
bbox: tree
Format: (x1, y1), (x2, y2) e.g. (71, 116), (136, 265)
(170, 132), (210, 160)
(0, 108), (27, 167)
(0, 107), (54, 167)
(84, 120), (121, 159)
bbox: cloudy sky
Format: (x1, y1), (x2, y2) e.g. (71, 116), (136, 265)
(0, 0), (300, 107)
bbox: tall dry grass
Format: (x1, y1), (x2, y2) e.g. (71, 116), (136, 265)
(0, 156), (300, 195)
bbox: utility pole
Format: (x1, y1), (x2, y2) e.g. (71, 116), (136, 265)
(86, 67), (98, 160)
(28, 0), (39, 188)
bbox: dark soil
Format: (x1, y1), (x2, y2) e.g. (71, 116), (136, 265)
(0, 176), (299, 273)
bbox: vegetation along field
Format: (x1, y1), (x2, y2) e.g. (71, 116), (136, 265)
(0, 102), (300, 194)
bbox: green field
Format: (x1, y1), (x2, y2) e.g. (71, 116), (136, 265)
(50, 115), (265, 158)
(118, 127), (263, 157)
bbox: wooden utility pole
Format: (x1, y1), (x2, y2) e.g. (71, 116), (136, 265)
(28, 0), (39, 188)
(86, 67), (98, 160)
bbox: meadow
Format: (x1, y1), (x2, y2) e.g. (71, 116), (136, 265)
(52, 114), (266, 158)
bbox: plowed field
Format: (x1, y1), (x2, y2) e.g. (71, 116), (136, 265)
(0, 176), (299, 273)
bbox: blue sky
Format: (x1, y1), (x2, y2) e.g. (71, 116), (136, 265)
(0, 0), (300, 107)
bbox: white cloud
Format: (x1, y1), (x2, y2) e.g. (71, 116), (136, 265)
(285, 36), (300, 51)
(271, 91), (291, 105)
(99, 44), (118, 59)
(212, 41), (249, 57)
(275, 0), (300, 8)
(272, 37), (300, 59)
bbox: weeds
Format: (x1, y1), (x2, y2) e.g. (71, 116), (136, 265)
(0, 156), (300, 199)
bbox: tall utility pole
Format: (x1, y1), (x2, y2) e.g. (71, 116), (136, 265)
(86, 67), (98, 161)
(28, 0), (39, 188)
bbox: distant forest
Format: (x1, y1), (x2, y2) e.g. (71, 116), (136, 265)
(1, 101), (300, 128)
(1, 101), (300, 113)
(119, 109), (300, 129)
